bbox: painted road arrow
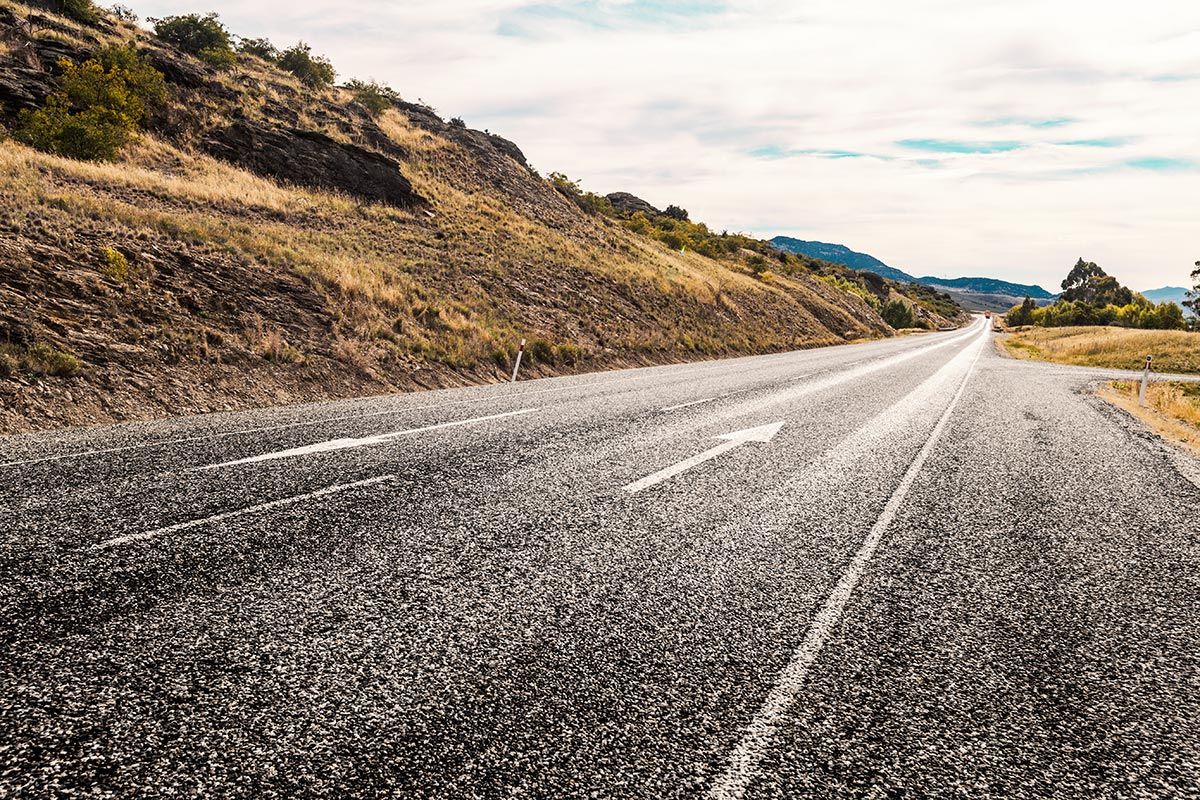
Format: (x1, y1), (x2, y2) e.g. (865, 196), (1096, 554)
(623, 421), (784, 494)
(198, 408), (539, 470)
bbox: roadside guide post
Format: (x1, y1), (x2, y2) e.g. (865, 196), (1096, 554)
(1138, 355), (1152, 406)
(511, 338), (527, 382)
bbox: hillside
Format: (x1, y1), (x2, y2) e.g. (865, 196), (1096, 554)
(769, 236), (1056, 311)
(1142, 286), (1193, 315)
(0, 2), (963, 433)
(769, 237), (916, 283)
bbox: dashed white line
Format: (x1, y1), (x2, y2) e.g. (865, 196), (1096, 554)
(197, 408), (538, 470)
(90, 474), (396, 550)
(707, 324), (988, 800)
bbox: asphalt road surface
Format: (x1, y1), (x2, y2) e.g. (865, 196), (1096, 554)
(2, 317), (1198, 798)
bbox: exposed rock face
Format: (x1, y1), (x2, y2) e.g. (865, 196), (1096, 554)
(484, 133), (528, 169)
(139, 45), (226, 94)
(0, 65), (55, 116)
(606, 192), (660, 217)
(203, 120), (424, 208)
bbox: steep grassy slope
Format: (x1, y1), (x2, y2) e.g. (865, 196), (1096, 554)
(0, 1), (921, 433)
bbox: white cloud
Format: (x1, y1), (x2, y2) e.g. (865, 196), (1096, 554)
(136, 0), (1200, 290)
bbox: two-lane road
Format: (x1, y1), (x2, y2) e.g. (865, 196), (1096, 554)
(2, 318), (1197, 797)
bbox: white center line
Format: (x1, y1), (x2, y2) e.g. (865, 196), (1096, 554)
(661, 397), (719, 412)
(708, 327), (987, 800)
(90, 474), (396, 550)
(197, 408), (538, 470)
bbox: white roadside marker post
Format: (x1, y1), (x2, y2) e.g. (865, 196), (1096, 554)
(511, 338), (526, 382)
(1138, 355), (1152, 406)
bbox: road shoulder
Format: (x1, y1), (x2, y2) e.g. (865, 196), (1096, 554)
(1094, 381), (1200, 488)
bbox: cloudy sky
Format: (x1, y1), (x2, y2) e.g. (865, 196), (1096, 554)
(138, 0), (1199, 291)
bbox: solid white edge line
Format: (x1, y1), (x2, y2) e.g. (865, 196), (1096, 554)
(90, 474), (397, 550)
(707, 328), (987, 800)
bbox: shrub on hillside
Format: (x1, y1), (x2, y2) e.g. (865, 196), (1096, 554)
(152, 13), (237, 68)
(59, 0), (99, 24)
(279, 42), (336, 88)
(881, 299), (915, 329)
(345, 79), (398, 115)
(0, 343), (83, 377)
(108, 3), (137, 22)
(237, 36), (278, 61)
(15, 45), (166, 161)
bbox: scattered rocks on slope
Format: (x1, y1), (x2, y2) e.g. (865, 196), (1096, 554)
(203, 120), (424, 208)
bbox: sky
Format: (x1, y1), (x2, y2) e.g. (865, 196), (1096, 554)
(136, 0), (1200, 291)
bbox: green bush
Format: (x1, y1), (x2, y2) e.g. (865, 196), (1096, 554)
(820, 274), (881, 309)
(527, 338), (553, 364)
(881, 299), (916, 329)
(100, 246), (129, 281)
(345, 79), (397, 115)
(60, 0), (99, 24)
(1012, 297), (1186, 330)
(279, 42), (336, 88)
(238, 36), (278, 62)
(152, 13), (236, 68)
(15, 46), (166, 161)
(0, 343), (84, 377)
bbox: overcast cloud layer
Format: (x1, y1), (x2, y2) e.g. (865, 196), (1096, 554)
(137, 0), (1199, 290)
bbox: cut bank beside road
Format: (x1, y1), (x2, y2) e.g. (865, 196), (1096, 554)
(0, 1), (965, 435)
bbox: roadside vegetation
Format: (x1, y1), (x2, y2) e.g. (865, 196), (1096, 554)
(0, 0), (961, 431)
(1003, 326), (1200, 374)
(546, 172), (962, 329)
(13, 44), (165, 160)
(1006, 259), (1187, 330)
(1101, 380), (1200, 455)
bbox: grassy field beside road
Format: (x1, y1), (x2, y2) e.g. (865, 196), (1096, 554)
(1002, 326), (1200, 374)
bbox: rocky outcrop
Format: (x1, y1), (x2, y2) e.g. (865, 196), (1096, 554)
(606, 192), (660, 217)
(484, 133), (529, 169)
(0, 65), (55, 116)
(203, 120), (424, 208)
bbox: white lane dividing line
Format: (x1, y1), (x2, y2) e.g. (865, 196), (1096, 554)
(624, 421), (783, 494)
(661, 397), (719, 412)
(197, 408), (538, 470)
(707, 335), (986, 800)
(90, 475), (396, 550)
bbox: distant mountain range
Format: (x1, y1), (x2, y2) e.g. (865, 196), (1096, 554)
(770, 237), (1057, 311)
(1141, 286), (1192, 313)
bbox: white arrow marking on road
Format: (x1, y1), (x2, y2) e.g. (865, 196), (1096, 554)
(623, 421), (784, 494)
(91, 474), (397, 549)
(198, 407), (538, 470)
(661, 397), (719, 412)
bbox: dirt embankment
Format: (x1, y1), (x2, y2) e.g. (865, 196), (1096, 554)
(0, 1), (904, 434)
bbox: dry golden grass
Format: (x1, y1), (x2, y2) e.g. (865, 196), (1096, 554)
(1101, 380), (1200, 454)
(1004, 325), (1200, 373)
(0, 138), (362, 216)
